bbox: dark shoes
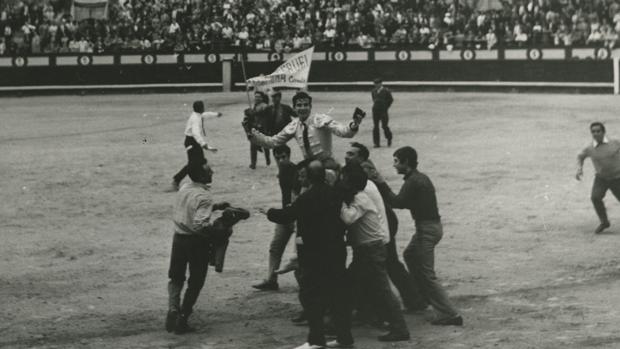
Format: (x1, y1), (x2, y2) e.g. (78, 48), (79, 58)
(252, 280), (279, 291)
(595, 221), (611, 234)
(249, 164), (256, 169)
(174, 314), (196, 334)
(165, 311), (178, 332)
(431, 315), (464, 326)
(387, 138), (392, 147)
(377, 331), (410, 342)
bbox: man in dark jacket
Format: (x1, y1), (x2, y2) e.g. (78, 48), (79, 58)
(266, 160), (353, 349)
(371, 78), (393, 148)
(268, 90), (297, 135)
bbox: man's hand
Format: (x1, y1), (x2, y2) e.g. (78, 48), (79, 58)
(576, 169), (583, 181)
(352, 107), (365, 127)
(203, 144), (218, 152)
(217, 112), (223, 118)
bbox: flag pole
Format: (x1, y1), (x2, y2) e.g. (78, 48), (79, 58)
(239, 44), (252, 108)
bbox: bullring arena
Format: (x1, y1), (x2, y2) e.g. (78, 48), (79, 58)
(3, 91), (620, 348)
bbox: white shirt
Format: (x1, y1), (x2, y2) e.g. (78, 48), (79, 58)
(184, 111), (220, 147)
(364, 180), (390, 244)
(340, 191), (387, 247)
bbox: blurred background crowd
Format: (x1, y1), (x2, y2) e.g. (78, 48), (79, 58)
(1, 0), (619, 56)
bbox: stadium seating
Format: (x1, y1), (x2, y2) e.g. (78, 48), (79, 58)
(0, 0), (619, 55)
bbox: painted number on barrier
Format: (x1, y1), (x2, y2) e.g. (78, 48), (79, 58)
(142, 54), (156, 64)
(527, 48), (542, 60)
(396, 50), (410, 61)
(269, 52), (282, 62)
(596, 48), (610, 60)
(332, 51), (346, 62)
(12, 56), (26, 67)
(461, 49), (475, 61)
(78, 55), (92, 66)
(206, 53), (219, 63)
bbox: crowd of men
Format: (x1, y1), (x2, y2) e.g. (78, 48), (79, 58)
(3, 0), (620, 56)
(166, 87), (464, 348)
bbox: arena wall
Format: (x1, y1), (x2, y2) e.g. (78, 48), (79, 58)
(0, 48), (617, 93)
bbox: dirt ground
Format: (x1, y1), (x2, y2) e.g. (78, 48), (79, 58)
(2, 92), (620, 349)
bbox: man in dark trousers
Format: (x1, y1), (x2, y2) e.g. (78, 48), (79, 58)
(339, 163), (410, 342)
(372, 146), (463, 326)
(371, 78), (393, 148)
(166, 162), (240, 334)
(253, 144), (300, 290)
(266, 160), (353, 349)
(344, 142), (424, 312)
(244, 91), (272, 169)
(168, 100), (221, 192)
(576, 122), (620, 234)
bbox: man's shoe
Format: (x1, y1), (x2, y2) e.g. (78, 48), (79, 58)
(326, 340), (354, 348)
(275, 259), (298, 274)
(249, 164), (256, 169)
(293, 342), (324, 349)
(387, 139), (392, 147)
(165, 181), (180, 192)
(291, 312), (308, 326)
(165, 311), (178, 332)
(431, 315), (463, 326)
(377, 331), (410, 342)
(373, 144), (380, 148)
(252, 280), (279, 291)
(595, 221), (611, 234)
(174, 314), (196, 334)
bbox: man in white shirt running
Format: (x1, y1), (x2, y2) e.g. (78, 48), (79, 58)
(167, 101), (221, 192)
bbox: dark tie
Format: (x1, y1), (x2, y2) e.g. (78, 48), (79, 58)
(302, 122), (312, 158)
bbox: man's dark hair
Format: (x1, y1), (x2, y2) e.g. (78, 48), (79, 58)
(188, 162), (211, 183)
(351, 142), (370, 161)
(255, 91), (269, 104)
(273, 144), (291, 156)
(271, 90), (282, 97)
(292, 91), (312, 106)
(374, 78), (382, 84)
(193, 101), (205, 113)
(342, 163), (368, 192)
(393, 146), (418, 169)
(307, 160), (325, 184)
(591, 122), (606, 133)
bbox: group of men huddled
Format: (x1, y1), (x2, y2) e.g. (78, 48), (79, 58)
(165, 86), (463, 348)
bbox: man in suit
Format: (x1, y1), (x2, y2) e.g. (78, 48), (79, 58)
(371, 78), (393, 148)
(268, 90), (297, 135)
(265, 160), (353, 349)
(249, 91), (364, 161)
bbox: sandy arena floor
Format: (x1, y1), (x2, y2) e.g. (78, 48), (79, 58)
(2, 92), (620, 349)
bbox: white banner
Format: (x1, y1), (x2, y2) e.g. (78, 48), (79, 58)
(247, 46), (314, 90)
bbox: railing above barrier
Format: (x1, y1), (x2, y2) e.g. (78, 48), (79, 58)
(1, 47), (619, 68)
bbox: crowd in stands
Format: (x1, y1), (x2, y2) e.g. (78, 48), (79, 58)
(2, 0), (620, 56)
